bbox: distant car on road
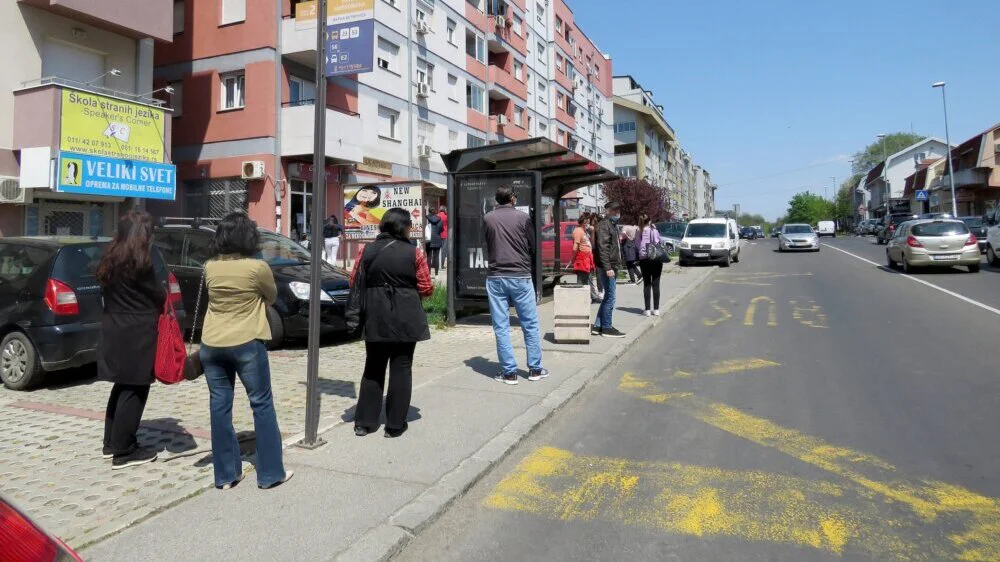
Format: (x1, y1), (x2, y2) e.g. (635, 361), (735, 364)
(876, 214), (916, 245)
(886, 219), (980, 273)
(958, 216), (987, 253)
(739, 226), (758, 240)
(816, 220), (836, 237)
(678, 217), (740, 267)
(777, 224), (820, 252)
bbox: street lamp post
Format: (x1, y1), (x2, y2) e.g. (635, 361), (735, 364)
(932, 82), (958, 215)
(878, 134), (889, 218)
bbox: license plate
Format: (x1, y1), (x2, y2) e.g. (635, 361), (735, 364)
(693, 252), (709, 258)
(932, 255), (959, 261)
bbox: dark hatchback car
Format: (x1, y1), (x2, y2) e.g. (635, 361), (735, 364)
(154, 222), (351, 348)
(0, 237), (182, 390)
(959, 216), (987, 253)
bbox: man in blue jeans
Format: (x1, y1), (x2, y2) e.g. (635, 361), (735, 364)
(592, 202), (626, 338)
(483, 185), (548, 385)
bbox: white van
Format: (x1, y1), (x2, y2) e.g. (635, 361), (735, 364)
(817, 220), (836, 237)
(678, 217), (741, 267)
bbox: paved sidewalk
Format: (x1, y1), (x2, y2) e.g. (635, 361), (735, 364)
(9, 264), (712, 559)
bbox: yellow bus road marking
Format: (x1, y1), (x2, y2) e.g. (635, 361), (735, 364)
(617, 372), (1000, 561)
(485, 447), (921, 559)
(744, 296), (778, 327)
(669, 358), (781, 379)
(702, 297), (736, 326)
(715, 272), (814, 286)
(790, 299), (828, 328)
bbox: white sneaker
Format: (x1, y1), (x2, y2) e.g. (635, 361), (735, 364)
(653, 310), (661, 316)
(643, 310), (652, 317)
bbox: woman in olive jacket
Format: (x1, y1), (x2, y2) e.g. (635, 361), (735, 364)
(350, 208), (434, 438)
(97, 210), (165, 470)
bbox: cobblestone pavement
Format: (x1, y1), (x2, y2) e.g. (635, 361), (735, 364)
(0, 326), (496, 549)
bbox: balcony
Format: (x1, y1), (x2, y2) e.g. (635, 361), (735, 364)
(555, 104), (576, 129)
(18, 0), (172, 41)
(280, 102), (363, 163)
(13, 79), (172, 158)
(487, 65), (527, 100)
(282, 17), (317, 66)
(486, 15), (526, 55)
(950, 167), (990, 188)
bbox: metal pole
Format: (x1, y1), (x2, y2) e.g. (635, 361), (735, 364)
(298, 0), (327, 450)
(940, 85), (958, 215)
(882, 137), (889, 217)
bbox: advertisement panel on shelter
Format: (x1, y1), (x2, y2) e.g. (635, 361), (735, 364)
(60, 90), (166, 163)
(343, 183), (423, 240)
(453, 172), (538, 300)
(57, 151), (176, 200)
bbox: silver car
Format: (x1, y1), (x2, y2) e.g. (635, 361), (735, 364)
(777, 224), (820, 252)
(885, 219), (981, 273)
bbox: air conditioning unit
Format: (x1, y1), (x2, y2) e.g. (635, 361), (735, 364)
(417, 143), (433, 158)
(0, 177), (26, 204)
(495, 15), (506, 28)
(241, 161), (266, 180)
(497, 114), (508, 126)
(415, 81), (430, 97)
(415, 20), (431, 34)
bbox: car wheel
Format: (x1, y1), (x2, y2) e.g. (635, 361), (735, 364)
(721, 253), (731, 268)
(901, 257), (913, 274)
(969, 264), (981, 273)
(886, 251), (896, 269)
(733, 250), (740, 263)
(0, 332), (43, 391)
(988, 245), (1000, 267)
(266, 306), (285, 350)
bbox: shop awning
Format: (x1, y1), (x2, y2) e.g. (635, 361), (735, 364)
(440, 137), (618, 198)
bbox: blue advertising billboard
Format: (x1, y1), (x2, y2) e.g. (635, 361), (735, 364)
(324, 19), (374, 77)
(57, 151), (176, 200)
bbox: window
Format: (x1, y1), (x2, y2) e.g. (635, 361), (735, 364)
(535, 2), (544, 24)
(416, 59), (434, 89)
(512, 15), (522, 35)
(447, 19), (457, 44)
(289, 76), (316, 105)
(417, 119), (435, 150)
(467, 135), (486, 148)
(221, 72), (245, 110)
(536, 42), (546, 64)
(465, 31), (486, 63)
(449, 129), (459, 150)
(615, 166), (637, 178)
(555, 17), (562, 32)
(173, 0), (185, 34)
(538, 121), (547, 134)
(377, 37), (399, 73)
(556, 92), (564, 109)
(614, 121), (636, 133)
(415, 8), (427, 23)
(384, 0), (398, 7)
(555, 55), (562, 72)
(466, 83), (485, 113)
(513, 60), (523, 81)
(220, 0), (246, 25)
(447, 74), (459, 101)
(514, 107), (523, 127)
(170, 81), (183, 117)
(537, 81), (546, 104)
(486, 0), (507, 16)
(377, 105), (400, 139)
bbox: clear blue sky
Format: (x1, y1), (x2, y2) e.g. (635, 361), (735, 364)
(571, 0), (1000, 220)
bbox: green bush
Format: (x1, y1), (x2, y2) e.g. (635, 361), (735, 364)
(423, 284), (448, 328)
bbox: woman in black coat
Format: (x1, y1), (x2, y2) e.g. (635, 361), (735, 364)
(349, 208), (434, 438)
(97, 210), (166, 470)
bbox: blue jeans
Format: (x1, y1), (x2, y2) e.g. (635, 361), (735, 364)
(594, 271), (617, 329)
(486, 277), (543, 375)
(201, 340), (286, 488)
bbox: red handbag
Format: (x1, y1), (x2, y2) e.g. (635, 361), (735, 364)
(154, 299), (186, 385)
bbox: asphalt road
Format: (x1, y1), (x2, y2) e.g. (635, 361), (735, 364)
(394, 238), (1000, 562)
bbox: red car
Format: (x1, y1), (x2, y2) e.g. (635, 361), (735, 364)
(541, 223), (578, 273)
(0, 494), (83, 561)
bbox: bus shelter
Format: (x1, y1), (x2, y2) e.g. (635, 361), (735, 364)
(441, 138), (618, 323)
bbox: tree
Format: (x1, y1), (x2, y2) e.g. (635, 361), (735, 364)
(736, 212), (768, 226)
(851, 132), (925, 175)
(601, 178), (672, 224)
(785, 192), (833, 225)
(833, 174), (863, 225)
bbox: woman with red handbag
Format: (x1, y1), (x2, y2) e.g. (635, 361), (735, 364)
(97, 210), (165, 470)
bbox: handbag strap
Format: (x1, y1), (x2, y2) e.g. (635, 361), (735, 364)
(187, 267), (207, 349)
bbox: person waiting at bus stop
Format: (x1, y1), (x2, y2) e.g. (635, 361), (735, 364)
(483, 185), (547, 385)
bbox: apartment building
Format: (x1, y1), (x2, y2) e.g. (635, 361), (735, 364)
(693, 165), (716, 218)
(1, 0), (173, 236)
(611, 75), (675, 189)
(151, 0), (612, 244)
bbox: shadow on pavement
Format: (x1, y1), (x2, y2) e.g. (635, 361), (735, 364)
(139, 417), (199, 455)
(298, 377), (357, 399)
(463, 356), (499, 379)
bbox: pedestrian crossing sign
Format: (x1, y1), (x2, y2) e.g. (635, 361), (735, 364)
(915, 190), (929, 201)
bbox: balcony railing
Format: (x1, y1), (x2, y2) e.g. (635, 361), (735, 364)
(281, 99), (359, 117)
(19, 76), (166, 106)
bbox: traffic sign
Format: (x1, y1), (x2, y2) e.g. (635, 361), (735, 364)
(915, 190), (929, 201)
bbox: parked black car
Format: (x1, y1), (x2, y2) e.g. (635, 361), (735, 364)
(958, 217), (987, 253)
(154, 221), (351, 349)
(875, 214), (916, 245)
(0, 237), (182, 390)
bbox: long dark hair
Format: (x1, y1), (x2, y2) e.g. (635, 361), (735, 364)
(380, 208), (413, 240)
(345, 185), (382, 212)
(97, 209), (154, 286)
(210, 212), (260, 257)
(639, 213), (652, 229)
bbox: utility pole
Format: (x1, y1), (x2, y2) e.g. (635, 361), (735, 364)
(932, 82), (958, 215)
(299, 0), (328, 450)
(877, 134), (888, 218)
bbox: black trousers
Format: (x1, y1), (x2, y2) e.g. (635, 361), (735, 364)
(640, 259), (664, 311)
(626, 261), (642, 282)
(424, 244), (441, 275)
(104, 383), (150, 456)
(355, 342), (416, 432)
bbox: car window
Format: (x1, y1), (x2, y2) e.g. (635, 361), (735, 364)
(184, 232), (213, 267)
(541, 226), (554, 241)
(961, 218), (983, 228)
(154, 231), (185, 265)
(912, 222), (969, 237)
(564, 224), (575, 238)
(0, 243), (55, 282)
(893, 224), (909, 239)
(51, 243), (105, 288)
(258, 232), (310, 266)
(783, 225), (813, 234)
(685, 223), (726, 238)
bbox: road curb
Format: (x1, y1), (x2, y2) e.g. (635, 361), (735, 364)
(337, 265), (717, 561)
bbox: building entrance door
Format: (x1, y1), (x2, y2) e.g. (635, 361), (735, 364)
(289, 179), (314, 246)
